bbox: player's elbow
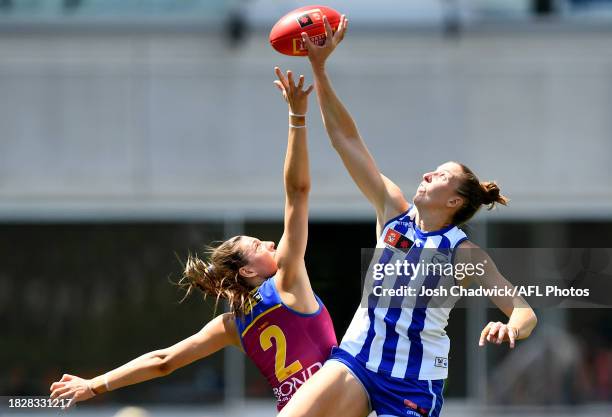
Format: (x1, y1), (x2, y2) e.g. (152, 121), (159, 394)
(286, 183), (311, 197)
(151, 350), (177, 377)
(329, 132), (354, 150)
(156, 355), (177, 376)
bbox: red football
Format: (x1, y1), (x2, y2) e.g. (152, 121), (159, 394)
(269, 5), (342, 56)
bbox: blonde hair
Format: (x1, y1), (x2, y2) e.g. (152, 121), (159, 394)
(178, 236), (254, 315)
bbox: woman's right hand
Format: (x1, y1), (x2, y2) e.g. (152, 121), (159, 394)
(49, 373), (95, 407)
(301, 14), (348, 70)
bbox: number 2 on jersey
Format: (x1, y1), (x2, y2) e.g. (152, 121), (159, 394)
(259, 325), (303, 382)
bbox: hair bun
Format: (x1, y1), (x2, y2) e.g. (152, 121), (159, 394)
(480, 181), (508, 208)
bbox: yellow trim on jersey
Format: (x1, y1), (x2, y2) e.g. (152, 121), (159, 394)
(241, 304), (282, 338)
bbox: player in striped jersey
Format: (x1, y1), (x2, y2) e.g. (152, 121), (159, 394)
(49, 67), (337, 412)
(278, 15), (538, 417)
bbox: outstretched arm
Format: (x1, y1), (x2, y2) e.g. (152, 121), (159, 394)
(303, 16), (408, 234)
(272, 68), (318, 311)
(456, 241), (538, 348)
(49, 313), (239, 405)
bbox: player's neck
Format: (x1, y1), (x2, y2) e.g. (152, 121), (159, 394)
(414, 207), (452, 233)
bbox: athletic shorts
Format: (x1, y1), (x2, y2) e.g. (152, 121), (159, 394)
(327, 347), (444, 417)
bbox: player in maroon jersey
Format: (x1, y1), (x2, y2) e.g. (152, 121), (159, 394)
(49, 67), (337, 411)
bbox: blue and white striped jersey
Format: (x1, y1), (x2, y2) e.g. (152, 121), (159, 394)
(340, 205), (468, 380)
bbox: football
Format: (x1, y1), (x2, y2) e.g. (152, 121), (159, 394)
(269, 5), (342, 56)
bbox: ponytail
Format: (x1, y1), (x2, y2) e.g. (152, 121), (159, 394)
(480, 181), (508, 208)
(452, 163), (508, 225)
(177, 236), (253, 315)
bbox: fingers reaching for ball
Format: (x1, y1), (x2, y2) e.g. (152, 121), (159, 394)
(273, 67), (313, 115)
(324, 14), (348, 45)
(302, 14), (348, 68)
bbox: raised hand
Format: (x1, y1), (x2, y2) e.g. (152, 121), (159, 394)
(479, 321), (519, 349)
(301, 14), (348, 69)
(273, 67), (314, 115)
(49, 373), (95, 408)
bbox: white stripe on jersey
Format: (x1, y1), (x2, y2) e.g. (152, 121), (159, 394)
(419, 307), (452, 379)
(365, 308), (387, 371)
(428, 380), (436, 416)
(340, 307), (370, 357)
(390, 304), (414, 378)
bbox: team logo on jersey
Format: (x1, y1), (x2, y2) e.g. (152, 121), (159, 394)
(242, 288), (263, 315)
(434, 356), (448, 368)
(383, 228), (413, 252)
(403, 399), (429, 416)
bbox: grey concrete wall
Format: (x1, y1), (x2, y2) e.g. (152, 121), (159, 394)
(1, 28), (611, 220)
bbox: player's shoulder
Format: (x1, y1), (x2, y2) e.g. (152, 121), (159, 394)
(453, 239), (493, 266)
(380, 203), (413, 230)
(220, 312), (239, 335)
(238, 277), (280, 319)
(454, 239), (477, 260)
(457, 239), (477, 249)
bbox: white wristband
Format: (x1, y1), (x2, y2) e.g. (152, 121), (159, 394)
(289, 112), (306, 117)
(87, 381), (96, 397)
(289, 123), (306, 129)
(104, 374), (111, 392)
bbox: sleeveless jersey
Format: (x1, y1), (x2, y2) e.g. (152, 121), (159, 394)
(235, 277), (337, 410)
(340, 205), (468, 380)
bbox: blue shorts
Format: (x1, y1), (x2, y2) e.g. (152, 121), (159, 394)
(327, 347), (444, 417)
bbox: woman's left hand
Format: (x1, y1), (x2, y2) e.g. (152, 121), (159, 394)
(273, 67), (314, 115)
(479, 321), (519, 348)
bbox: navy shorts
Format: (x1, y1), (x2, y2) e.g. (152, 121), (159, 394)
(327, 347), (444, 417)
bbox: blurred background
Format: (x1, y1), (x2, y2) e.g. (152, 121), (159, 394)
(1, 0), (612, 416)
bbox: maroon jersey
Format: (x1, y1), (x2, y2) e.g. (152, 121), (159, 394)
(235, 277), (337, 410)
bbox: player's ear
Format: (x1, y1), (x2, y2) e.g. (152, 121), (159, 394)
(239, 266), (257, 278)
(447, 195), (463, 209)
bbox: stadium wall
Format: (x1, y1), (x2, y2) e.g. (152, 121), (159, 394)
(1, 28), (610, 220)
